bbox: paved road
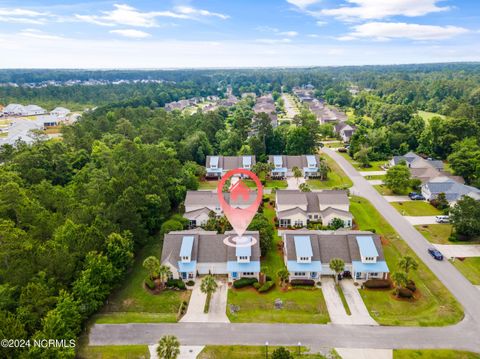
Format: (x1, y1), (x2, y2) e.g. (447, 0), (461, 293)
(404, 216), (439, 225)
(89, 148), (480, 352)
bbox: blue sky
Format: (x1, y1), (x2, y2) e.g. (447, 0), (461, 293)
(0, 0), (479, 68)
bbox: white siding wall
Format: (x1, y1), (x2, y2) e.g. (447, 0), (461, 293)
(279, 212), (308, 226)
(197, 262), (228, 275)
(321, 212), (352, 227)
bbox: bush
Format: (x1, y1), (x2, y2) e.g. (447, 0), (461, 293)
(145, 277), (156, 290)
(186, 280), (195, 286)
(290, 279), (315, 286)
(257, 280), (275, 293)
(398, 287), (414, 298)
(161, 219), (184, 234)
(253, 282), (261, 289)
(364, 279), (391, 289)
(233, 277), (258, 289)
(265, 275), (272, 281)
(167, 279), (186, 290)
(338, 148), (347, 153)
(406, 280), (416, 292)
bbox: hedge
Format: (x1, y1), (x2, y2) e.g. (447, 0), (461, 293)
(290, 279), (315, 286)
(364, 279), (391, 289)
(167, 279), (186, 290)
(145, 277), (156, 290)
(258, 281), (275, 293)
(186, 280), (195, 286)
(233, 277), (258, 289)
(406, 280), (416, 292)
(398, 287), (413, 298)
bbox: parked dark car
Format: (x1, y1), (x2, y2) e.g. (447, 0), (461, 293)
(428, 248), (444, 260)
(409, 193), (425, 200)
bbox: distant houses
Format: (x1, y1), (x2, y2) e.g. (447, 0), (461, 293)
(335, 123), (356, 142)
(421, 177), (480, 203)
(282, 230), (389, 282)
(253, 94), (278, 127)
(2, 104), (47, 116)
(50, 107), (71, 118)
(268, 155), (322, 179)
(275, 190), (353, 228)
(161, 229), (261, 282)
(205, 155), (255, 178)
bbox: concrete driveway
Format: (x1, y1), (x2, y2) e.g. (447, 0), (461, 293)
(322, 277), (349, 324)
(434, 245), (480, 258)
(148, 345), (204, 359)
(367, 180), (383, 185)
(405, 216), (439, 225)
(336, 348), (392, 359)
(383, 196), (410, 202)
(359, 171), (386, 176)
(180, 278), (229, 323)
(340, 280), (377, 325)
(286, 176), (305, 189)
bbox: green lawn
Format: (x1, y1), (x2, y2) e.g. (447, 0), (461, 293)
(227, 287), (330, 324)
(363, 174), (385, 181)
(417, 110), (446, 122)
(323, 141), (344, 148)
(308, 153), (353, 189)
(373, 184), (412, 196)
(415, 224), (453, 244)
(338, 152), (386, 171)
(394, 350), (479, 359)
(199, 180), (219, 190)
(391, 201), (442, 216)
(350, 196), (463, 326)
(198, 346), (327, 359)
(78, 345), (150, 359)
(453, 258), (480, 285)
(94, 237), (190, 324)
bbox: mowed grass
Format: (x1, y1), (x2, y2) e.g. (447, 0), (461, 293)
(415, 224), (454, 244)
(452, 258), (480, 285)
(198, 180), (220, 190)
(391, 201), (442, 216)
(373, 184), (412, 196)
(394, 349), (479, 359)
(337, 152), (386, 171)
(308, 153), (353, 189)
(350, 196), (463, 326)
(77, 345), (150, 359)
(94, 237), (190, 324)
(198, 346), (326, 358)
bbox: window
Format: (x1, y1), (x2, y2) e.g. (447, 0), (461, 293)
(294, 220), (304, 226)
(294, 272), (306, 276)
(299, 256), (310, 261)
(182, 256), (189, 261)
(242, 272), (254, 276)
(311, 272), (317, 278)
(238, 256), (249, 260)
(280, 219), (291, 227)
(314, 214), (318, 219)
(370, 272), (378, 276)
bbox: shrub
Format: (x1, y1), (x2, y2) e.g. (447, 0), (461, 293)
(266, 275), (272, 281)
(364, 279), (391, 289)
(258, 280), (275, 293)
(233, 277), (258, 289)
(167, 279), (186, 290)
(338, 148), (347, 153)
(145, 277), (156, 290)
(186, 280), (195, 286)
(406, 280), (416, 292)
(253, 282), (261, 289)
(161, 219), (184, 234)
(290, 279), (315, 286)
(398, 287), (413, 298)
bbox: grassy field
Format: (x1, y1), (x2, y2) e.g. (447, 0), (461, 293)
(199, 346), (327, 358)
(391, 201), (442, 216)
(199, 180), (219, 190)
(78, 345), (150, 359)
(415, 224), (453, 244)
(338, 152), (386, 172)
(350, 196), (463, 326)
(94, 237), (190, 324)
(373, 184), (412, 196)
(394, 349), (479, 359)
(308, 153), (353, 189)
(363, 174), (385, 181)
(453, 258), (480, 285)
(417, 111), (446, 122)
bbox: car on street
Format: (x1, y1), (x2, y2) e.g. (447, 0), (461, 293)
(435, 215), (450, 223)
(428, 248), (444, 260)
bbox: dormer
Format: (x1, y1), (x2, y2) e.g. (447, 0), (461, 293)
(356, 236), (378, 263)
(236, 242), (251, 263)
(306, 155), (317, 169)
(242, 156), (252, 169)
(179, 235), (194, 263)
(210, 156), (219, 169)
(274, 155), (283, 169)
(294, 235), (312, 263)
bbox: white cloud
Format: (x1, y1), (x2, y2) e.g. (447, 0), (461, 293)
(256, 38), (292, 44)
(316, 21), (328, 26)
(0, 7), (50, 24)
(279, 31), (299, 37)
(321, 0), (450, 21)
(286, 0), (320, 10)
(75, 3), (228, 28)
(307, 34), (320, 38)
(340, 22), (469, 41)
(110, 29), (151, 38)
(18, 29), (64, 40)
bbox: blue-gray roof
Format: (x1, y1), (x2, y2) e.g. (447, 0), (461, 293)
(424, 178), (480, 201)
(242, 156), (252, 167)
(352, 260), (389, 273)
(178, 260), (197, 272)
(180, 236), (194, 258)
(227, 261), (260, 272)
(210, 156), (219, 167)
(306, 155), (317, 167)
(236, 237), (252, 257)
(356, 236), (378, 258)
(294, 235), (313, 257)
(287, 260), (322, 272)
(274, 155), (283, 166)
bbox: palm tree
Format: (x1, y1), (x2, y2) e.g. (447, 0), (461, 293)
(201, 275), (218, 313)
(398, 256), (418, 279)
(158, 265), (172, 289)
(292, 166), (302, 184)
(143, 256), (160, 280)
(329, 258), (345, 284)
(391, 271), (408, 298)
(277, 268), (290, 288)
(157, 335), (180, 359)
(318, 156), (330, 181)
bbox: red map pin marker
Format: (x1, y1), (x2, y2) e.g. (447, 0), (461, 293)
(217, 168), (263, 240)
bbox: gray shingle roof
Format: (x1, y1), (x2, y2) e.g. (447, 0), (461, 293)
(206, 156), (256, 170)
(267, 155), (320, 170)
(185, 191), (219, 207)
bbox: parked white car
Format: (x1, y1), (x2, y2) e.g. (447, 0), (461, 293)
(435, 215), (449, 223)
